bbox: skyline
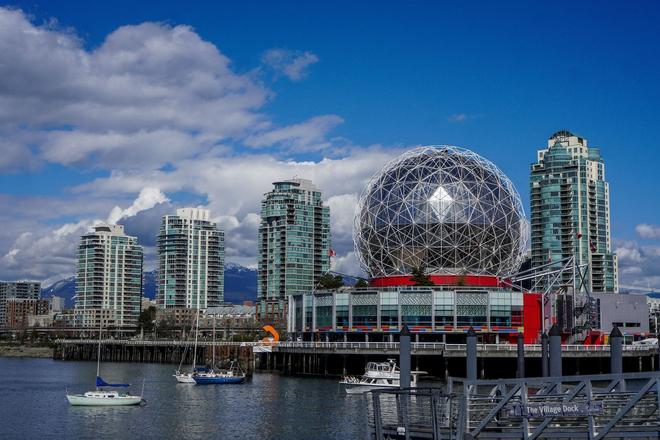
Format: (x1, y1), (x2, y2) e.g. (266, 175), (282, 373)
(0, 2), (659, 288)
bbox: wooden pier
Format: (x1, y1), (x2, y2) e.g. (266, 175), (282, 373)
(54, 339), (255, 375)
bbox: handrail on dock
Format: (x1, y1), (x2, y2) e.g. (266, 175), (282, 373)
(368, 371), (660, 439)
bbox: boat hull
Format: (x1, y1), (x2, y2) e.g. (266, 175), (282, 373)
(66, 394), (143, 406)
(174, 373), (196, 383)
(193, 376), (245, 385)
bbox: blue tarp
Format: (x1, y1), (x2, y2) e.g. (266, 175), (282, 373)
(96, 376), (129, 388)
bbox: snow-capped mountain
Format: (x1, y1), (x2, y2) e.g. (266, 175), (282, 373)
(41, 263), (257, 307)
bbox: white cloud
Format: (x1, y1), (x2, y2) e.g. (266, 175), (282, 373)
(636, 224), (660, 240)
(331, 251), (365, 278)
(244, 115), (344, 152)
(0, 8), (403, 283)
(262, 48), (319, 81)
(107, 187), (169, 224)
(0, 188), (169, 283)
(448, 113), (469, 123)
(0, 8), (343, 171)
(615, 239), (660, 289)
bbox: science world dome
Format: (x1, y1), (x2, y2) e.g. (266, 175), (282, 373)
(353, 146), (528, 278)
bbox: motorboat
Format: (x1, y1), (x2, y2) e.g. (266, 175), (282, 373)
(340, 359), (425, 394)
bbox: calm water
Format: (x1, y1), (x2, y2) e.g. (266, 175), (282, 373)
(0, 358), (367, 440)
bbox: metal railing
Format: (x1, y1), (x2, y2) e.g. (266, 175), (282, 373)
(367, 387), (457, 440)
(54, 339), (657, 353)
(368, 372), (660, 439)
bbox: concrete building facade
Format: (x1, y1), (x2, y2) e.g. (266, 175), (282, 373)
(6, 298), (49, 328)
(74, 224), (143, 328)
(257, 179), (330, 322)
(157, 208), (224, 309)
(530, 131), (618, 293)
(0, 281), (41, 326)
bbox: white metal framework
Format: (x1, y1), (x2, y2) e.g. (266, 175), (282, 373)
(354, 146), (528, 278)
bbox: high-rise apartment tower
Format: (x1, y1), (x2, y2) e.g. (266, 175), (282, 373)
(257, 179), (330, 321)
(74, 224), (143, 328)
(157, 208), (224, 309)
(530, 131), (618, 293)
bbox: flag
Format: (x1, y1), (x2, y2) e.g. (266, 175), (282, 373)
(329, 248), (336, 257)
(589, 239), (597, 253)
(576, 232), (583, 239)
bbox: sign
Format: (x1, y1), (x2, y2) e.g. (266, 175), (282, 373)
(507, 401), (603, 418)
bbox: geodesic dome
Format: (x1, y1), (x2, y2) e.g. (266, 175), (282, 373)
(353, 146), (528, 278)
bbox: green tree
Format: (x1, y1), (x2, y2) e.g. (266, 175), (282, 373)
(409, 267), (434, 286)
(354, 278), (369, 288)
(138, 306), (157, 333)
(318, 273), (344, 289)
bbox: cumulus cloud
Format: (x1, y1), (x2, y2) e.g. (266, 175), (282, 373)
(0, 7), (401, 283)
(0, 188), (170, 283)
(636, 224), (660, 240)
(0, 8), (343, 171)
(261, 48), (319, 81)
(615, 240), (660, 289)
(72, 148), (401, 270)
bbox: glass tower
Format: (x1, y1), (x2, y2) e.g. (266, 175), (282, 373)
(157, 208), (224, 309)
(257, 179), (330, 321)
(530, 131), (618, 293)
(74, 224), (143, 328)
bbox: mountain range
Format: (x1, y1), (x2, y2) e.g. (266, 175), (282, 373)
(41, 263), (258, 307)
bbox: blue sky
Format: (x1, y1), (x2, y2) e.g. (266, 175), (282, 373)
(0, 1), (659, 286)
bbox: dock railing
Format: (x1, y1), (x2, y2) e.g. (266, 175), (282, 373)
(368, 371), (660, 439)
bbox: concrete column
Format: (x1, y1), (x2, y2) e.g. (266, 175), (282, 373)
(466, 326), (477, 381)
(541, 332), (549, 377)
(516, 333), (525, 378)
(365, 333), (369, 343)
(389, 334), (394, 343)
(610, 325), (623, 375)
(400, 325), (411, 388)
(343, 333), (348, 343)
(549, 324), (562, 377)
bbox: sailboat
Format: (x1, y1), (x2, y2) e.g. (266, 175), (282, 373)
(174, 310), (200, 384)
(66, 325), (144, 406)
(192, 315), (246, 385)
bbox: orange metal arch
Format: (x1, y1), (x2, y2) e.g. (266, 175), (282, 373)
(261, 325), (280, 345)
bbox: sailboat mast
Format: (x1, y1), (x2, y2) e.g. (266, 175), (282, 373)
(192, 309), (199, 370)
(212, 315), (216, 368)
(96, 322), (102, 390)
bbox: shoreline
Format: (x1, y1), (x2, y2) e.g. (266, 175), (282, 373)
(0, 345), (53, 359)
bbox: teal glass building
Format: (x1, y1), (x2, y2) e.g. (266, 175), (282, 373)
(257, 179), (330, 321)
(530, 131), (618, 293)
(157, 208), (224, 309)
(74, 224), (143, 328)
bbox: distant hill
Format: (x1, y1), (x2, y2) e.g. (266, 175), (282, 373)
(41, 263), (258, 307)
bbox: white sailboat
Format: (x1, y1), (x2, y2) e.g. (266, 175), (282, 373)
(174, 310), (200, 383)
(66, 325), (144, 406)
